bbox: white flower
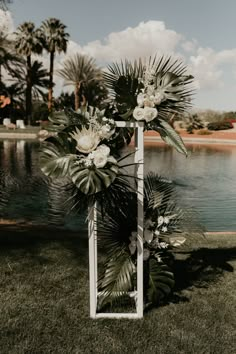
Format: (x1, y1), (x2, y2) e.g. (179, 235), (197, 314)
(133, 107), (145, 121)
(163, 216), (170, 224)
(159, 242), (169, 249)
(155, 253), (162, 262)
(70, 126), (100, 154)
(162, 226), (168, 233)
(93, 152), (108, 168)
(143, 106), (158, 122)
(169, 236), (186, 247)
(144, 228), (153, 243)
(83, 158), (93, 167)
(137, 93), (146, 107)
(99, 124), (115, 139)
(154, 229), (160, 237)
(143, 248), (150, 261)
(158, 216), (164, 226)
(96, 144), (110, 157)
(154, 91), (166, 105)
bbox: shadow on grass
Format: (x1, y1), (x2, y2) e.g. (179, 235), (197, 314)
(171, 247), (236, 297)
(0, 224), (89, 267)
(1, 225), (236, 308)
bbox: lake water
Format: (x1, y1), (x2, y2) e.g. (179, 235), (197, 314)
(0, 139), (236, 232)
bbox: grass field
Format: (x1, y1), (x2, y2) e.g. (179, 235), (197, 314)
(0, 225), (236, 354)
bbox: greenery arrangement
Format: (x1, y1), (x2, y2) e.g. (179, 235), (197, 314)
(40, 55), (195, 312)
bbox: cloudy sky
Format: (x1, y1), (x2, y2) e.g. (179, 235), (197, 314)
(2, 0), (236, 111)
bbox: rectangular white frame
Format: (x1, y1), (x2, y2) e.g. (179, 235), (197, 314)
(88, 121), (144, 319)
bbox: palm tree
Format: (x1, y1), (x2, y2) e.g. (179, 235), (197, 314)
(0, 32), (22, 85)
(40, 18), (69, 113)
(57, 53), (103, 110)
(11, 60), (50, 101)
(14, 22), (44, 125)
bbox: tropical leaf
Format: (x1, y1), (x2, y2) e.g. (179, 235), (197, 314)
(48, 108), (89, 131)
(151, 118), (187, 156)
(147, 258), (175, 304)
(104, 55), (194, 122)
(69, 161), (119, 195)
(39, 134), (76, 178)
(98, 249), (135, 309)
(155, 71), (193, 101)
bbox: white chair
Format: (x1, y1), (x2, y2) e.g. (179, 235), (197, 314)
(16, 120), (26, 129)
(3, 118), (11, 127)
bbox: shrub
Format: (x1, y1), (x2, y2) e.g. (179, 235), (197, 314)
(207, 121), (233, 131)
(197, 129), (213, 135)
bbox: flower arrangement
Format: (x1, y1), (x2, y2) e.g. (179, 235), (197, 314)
(40, 55), (197, 313)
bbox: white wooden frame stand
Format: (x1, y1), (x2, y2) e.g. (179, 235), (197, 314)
(88, 121), (144, 319)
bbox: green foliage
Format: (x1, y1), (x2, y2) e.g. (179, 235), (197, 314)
(207, 121), (233, 131)
(151, 118), (187, 155)
(97, 173), (190, 310)
(70, 160), (118, 195)
(146, 259), (175, 304)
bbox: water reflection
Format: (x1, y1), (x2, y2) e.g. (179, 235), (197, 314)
(0, 139), (236, 231)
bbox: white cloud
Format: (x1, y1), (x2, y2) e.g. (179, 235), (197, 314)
(189, 47), (236, 90)
(78, 21), (183, 63)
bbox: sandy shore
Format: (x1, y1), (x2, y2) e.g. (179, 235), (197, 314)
(144, 129), (236, 145)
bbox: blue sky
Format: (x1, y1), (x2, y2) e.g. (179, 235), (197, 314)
(2, 0), (236, 111)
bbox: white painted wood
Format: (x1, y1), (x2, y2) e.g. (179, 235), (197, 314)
(135, 123), (144, 318)
(88, 202), (97, 318)
(88, 121), (144, 318)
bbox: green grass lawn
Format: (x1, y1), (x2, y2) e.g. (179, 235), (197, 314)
(0, 226), (236, 354)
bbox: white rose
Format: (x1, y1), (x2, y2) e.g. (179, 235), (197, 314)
(133, 107), (145, 121)
(93, 152), (108, 168)
(143, 106), (158, 122)
(96, 144), (110, 157)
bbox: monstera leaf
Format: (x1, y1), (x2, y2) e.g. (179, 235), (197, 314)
(147, 258), (175, 304)
(69, 161), (119, 194)
(40, 134), (76, 178)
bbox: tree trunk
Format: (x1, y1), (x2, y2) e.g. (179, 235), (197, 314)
(48, 51), (54, 113)
(25, 55), (32, 126)
(74, 82), (80, 111)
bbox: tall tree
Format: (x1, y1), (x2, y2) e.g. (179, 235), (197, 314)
(14, 22), (44, 125)
(11, 59), (50, 100)
(0, 32), (22, 85)
(57, 53), (103, 110)
(40, 18), (69, 113)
